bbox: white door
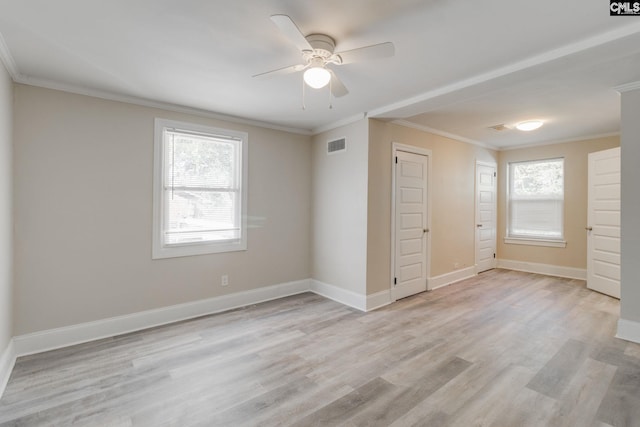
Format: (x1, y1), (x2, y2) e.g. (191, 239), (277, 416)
(587, 147), (621, 298)
(475, 162), (497, 273)
(394, 150), (428, 300)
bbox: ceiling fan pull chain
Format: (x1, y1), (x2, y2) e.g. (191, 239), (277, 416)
(328, 78), (333, 109)
(301, 76), (306, 110)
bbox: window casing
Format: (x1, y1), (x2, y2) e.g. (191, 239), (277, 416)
(506, 158), (565, 246)
(153, 119), (248, 259)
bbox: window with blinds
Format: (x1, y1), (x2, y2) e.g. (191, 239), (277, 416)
(153, 119), (248, 259)
(507, 158), (564, 241)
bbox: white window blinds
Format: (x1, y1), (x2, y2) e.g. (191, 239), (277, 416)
(163, 129), (241, 245)
(153, 119), (247, 259)
(508, 158), (564, 240)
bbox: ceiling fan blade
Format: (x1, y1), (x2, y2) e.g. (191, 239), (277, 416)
(335, 42), (395, 65)
(329, 70), (349, 97)
(270, 14), (313, 52)
(252, 63), (307, 79)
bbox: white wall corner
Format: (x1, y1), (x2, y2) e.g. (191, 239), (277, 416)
(366, 290), (392, 311)
(0, 338), (16, 399)
(616, 318), (640, 344)
(310, 280), (367, 312)
(12, 279), (312, 357)
(428, 267), (477, 291)
(497, 259), (586, 280)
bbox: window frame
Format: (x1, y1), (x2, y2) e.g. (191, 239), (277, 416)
(505, 157), (567, 248)
(152, 118), (248, 259)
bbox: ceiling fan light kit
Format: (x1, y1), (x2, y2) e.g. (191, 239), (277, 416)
(303, 67), (331, 89)
(303, 57), (331, 89)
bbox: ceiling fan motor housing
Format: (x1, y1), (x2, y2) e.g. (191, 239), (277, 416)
(305, 34), (336, 57)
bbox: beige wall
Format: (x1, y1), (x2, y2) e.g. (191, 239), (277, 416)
(311, 119), (369, 295)
(497, 136), (620, 269)
(13, 84), (311, 335)
(621, 89), (640, 324)
(367, 120), (497, 295)
(9, 82), (628, 337)
(0, 63), (12, 354)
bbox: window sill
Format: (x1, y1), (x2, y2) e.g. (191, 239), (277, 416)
(152, 240), (247, 259)
(504, 237), (567, 248)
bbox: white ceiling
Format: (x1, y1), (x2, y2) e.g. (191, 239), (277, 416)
(1, 0), (639, 148)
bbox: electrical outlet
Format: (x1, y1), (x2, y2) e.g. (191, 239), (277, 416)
(221, 275), (229, 287)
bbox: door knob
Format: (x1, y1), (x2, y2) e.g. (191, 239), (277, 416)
(585, 226), (593, 231)
(477, 224), (483, 228)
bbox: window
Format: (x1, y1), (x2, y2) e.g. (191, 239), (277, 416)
(506, 158), (565, 247)
(153, 119), (248, 259)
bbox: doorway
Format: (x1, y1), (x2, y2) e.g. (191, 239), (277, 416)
(587, 147), (620, 298)
(475, 162), (497, 273)
(391, 143), (431, 300)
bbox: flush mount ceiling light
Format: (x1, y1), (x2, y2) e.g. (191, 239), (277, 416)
(303, 65), (331, 89)
(516, 120), (544, 131)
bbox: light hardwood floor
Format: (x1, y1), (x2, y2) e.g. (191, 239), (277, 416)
(1, 269), (639, 426)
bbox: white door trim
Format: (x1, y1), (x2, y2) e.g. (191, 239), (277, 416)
(475, 160), (497, 274)
(391, 142), (432, 300)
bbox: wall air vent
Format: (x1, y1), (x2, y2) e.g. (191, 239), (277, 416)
(327, 137), (346, 154)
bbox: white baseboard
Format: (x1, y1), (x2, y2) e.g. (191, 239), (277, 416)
(10, 277), (378, 361)
(616, 318), (640, 344)
(428, 266), (477, 290)
(0, 339), (16, 399)
(310, 280), (367, 312)
(13, 279), (312, 357)
(5, 278), (400, 388)
(497, 259), (586, 280)
(366, 290), (392, 311)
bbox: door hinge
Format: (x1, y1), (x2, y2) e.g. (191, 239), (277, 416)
(494, 253), (496, 259)
(494, 171), (497, 177)
(395, 156), (398, 164)
(394, 277), (397, 285)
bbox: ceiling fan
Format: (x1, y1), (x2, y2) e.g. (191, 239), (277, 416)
(254, 15), (395, 98)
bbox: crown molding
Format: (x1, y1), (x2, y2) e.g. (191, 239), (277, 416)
(368, 23), (640, 119)
(391, 120), (619, 152)
(0, 31), (18, 79)
(13, 74), (314, 137)
(1, 22), (313, 137)
(498, 131), (620, 151)
(391, 119), (498, 150)
(3, 21), (639, 140)
(615, 81), (640, 93)
(311, 112), (367, 135)
(14, 69), (373, 139)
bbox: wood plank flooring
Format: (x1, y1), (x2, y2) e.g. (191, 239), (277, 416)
(1, 269), (639, 426)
